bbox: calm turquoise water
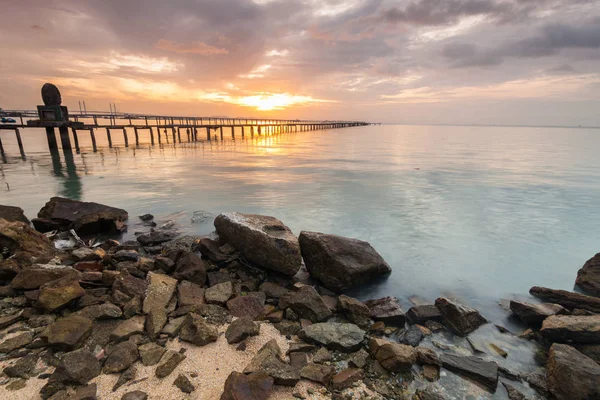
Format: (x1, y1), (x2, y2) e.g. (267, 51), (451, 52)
(1, 124), (599, 322)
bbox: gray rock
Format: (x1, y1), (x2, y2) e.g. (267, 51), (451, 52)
(214, 213), (301, 275)
(110, 316), (145, 341)
(155, 350), (186, 378)
(121, 391), (148, 400)
(338, 295), (371, 329)
(259, 354), (301, 386)
(3, 354), (38, 378)
(435, 297), (486, 336)
(113, 250), (139, 263)
(298, 230), (391, 292)
(0, 331), (34, 353)
(177, 280), (205, 307)
(139, 342), (166, 366)
(179, 313), (219, 346)
(440, 354), (498, 392)
(225, 318), (260, 344)
(205, 281), (233, 304)
(143, 272), (178, 314)
(398, 325), (424, 347)
(162, 316), (187, 337)
(406, 305), (443, 325)
(60, 349), (101, 384)
(364, 296), (406, 326)
(546, 343), (600, 400)
(137, 230), (178, 246)
(284, 286), (332, 323)
(300, 322), (365, 352)
(509, 300), (567, 325)
(244, 339), (282, 374)
(103, 341), (139, 373)
(541, 315), (600, 344)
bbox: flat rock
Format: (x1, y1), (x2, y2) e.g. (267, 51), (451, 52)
(300, 364), (334, 385)
(530, 286), (600, 313)
(299, 322), (365, 352)
(74, 303), (123, 320)
(546, 343), (600, 400)
(145, 309), (168, 339)
(298, 230), (391, 292)
(104, 341), (139, 373)
(258, 282), (291, 299)
(541, 314), (600, 344)
(214, 212), (301, 276)
(509, 300), (567, 325)
(227, 296), (264, 320)
(225, 318), (260, 344)
(440, 354), (498, 392)
(3, 353), (38, 378)
(259, 354), (300, 386)
(0, 312), (23, 330)
(364, 296), (406, 326)
(113, 274), (148, 299)
(331, 368), (364, 390)
(139, 342), (166, 366)
(143, 272), (177, 314)
(60, 349), (101, 384)
(33, 196), (128, 235)
(38, 276), (86, 312)
(375, 342), (417, 371)
(220, 371), (273, 400)
(110, 316), (145, 341)
(42, 315), (92, 350)
(406, 305), (442, 325)
(205, 281), (233, 304)
(435, 297), (486, 336)
(338, 294), (371, 329)
(69, 383), (97, 400)
(0, 331), (34, 353)
(576, 253), (600, 296)
(155, 350), (186, 378)
(11, 265), (78, 290)
(113, 250), (139, 263)
(136, 230), (178, 246)
(0, 204), (30, 223)
(177, 280), (205, 307)
(179, 313), (219, 346)
(244, 340), (282, 374)
(122, 391), (148, 400)
(0, 219), (57, 270)
(284, 286), (332, 322)
(398, 325), (424, 347)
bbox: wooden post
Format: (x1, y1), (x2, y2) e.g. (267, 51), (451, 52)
(178, 127), (182, 143)
(258, 125), (261, 135)
(123, 128), (129, 147)
(134, 127), (139, 146)
(59, 126), (72, 150)
(90, 128), (97, 152)
(150, 128), (155, 145)
(231, 126), (235, 139)
(186, 128), (190, 142)
(106, 128), (112, 147)
(206, 126), (211, 141)
(15, 128), (25, 157)
(71, 128), (80, 152)
(45, 127), (58, 151)
(0, 134), (4, 158)
(219, 126), (223, 141)
(157, 127), (162, 144)
(241, 126), (245, 138)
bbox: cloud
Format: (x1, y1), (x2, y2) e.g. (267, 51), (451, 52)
(156, 39), (229, 55)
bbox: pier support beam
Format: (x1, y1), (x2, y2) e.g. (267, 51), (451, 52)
(59, 126), (72, 150)
(206, 127), (211, 141)
(45, 127), (58, 151)
(134, 127), (139, 146)
(219, 126), (223, 141)
(123, 128), (129, 147)
(106, 128), (112, 148)
(90, 128), (97, 152)
(0, 135), (4, 159)
(15, 129), (25, 158)
(71, 128), (80, 152)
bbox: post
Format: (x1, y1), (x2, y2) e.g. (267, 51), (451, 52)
(150, 127), (155, 145)
(106, 128), (112, 147)
(134, 127), (139, 146)
(45, 127), (58, 151)
(241, 126), (245, 138)
(157, 127), (162, 144)
(206, 126), (211, 141)
(172, 128), (176, 143)
(0, 135), (4, 158)
(231, 126), (235, 139)
(59, 126), (72, 150)
(90, 128), (97, 152)
(15, 128), (25, 157)
(258, 125), (261, 135)
(71, 128), (80, 152)
(123, 128), (129, 147)
(219, 126), (223, 141)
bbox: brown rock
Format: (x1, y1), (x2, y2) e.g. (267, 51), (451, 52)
(38, 276), (85, 312)
(300, 364), (334, 384)
(179, 313), (219, 346)
(0, 331), (34, 353)
(375, 343), (417, 372)
(113, 274), (147, 299)
(546, 343), (600, 400)
(172, 252), (207, 286)
(225, 318), (259, 344)
(509, 300), (567, 325)
(11, 266), (78, 290)
(331, 368), (364, 390)
(364, 297), (406, 326)
(155, 350), (186, 378)
(338, 295), (371, 329)
(41, 315), (92, 350)
(198, 238), (229, 263)
(142, 272), (177, 314)
(541, 314), (600, 344)
(205, 281), (233, 305)
(530, 286), (600, 313)
(435, 297), (486, 336)
(60, 349), (101, 384)
(0, 218), (56, 270)
(139, 342), (166, 366)
(423, 364), (440, 381)
(220, 371), (273, 400)
(174, 374), (195, 393)
(406, 305), (442, 325)
(104, 341), (139, 373)
(177, 280), (205, 307)
(285, 286), (332, 323)
(110, 316), (146, 341)
(0, 205), (30, 224)
(227, 296), (265, 320)
(576, 253), (600, 296)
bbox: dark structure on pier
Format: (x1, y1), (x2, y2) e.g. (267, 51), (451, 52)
(0, 83), (369, 158)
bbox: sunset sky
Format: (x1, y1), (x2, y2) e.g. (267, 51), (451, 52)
(1, 0), (599, 125)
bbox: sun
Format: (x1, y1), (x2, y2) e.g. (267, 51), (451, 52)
(236, 93), (315, 111)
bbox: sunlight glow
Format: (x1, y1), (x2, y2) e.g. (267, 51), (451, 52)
(239, 64), (272, 79)
(108, 52), (180, 73)
(234, 93), (321, 110)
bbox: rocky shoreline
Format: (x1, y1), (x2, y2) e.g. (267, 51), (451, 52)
(0, 197), (599, 400)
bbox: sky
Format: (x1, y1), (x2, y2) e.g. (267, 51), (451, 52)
(1, 0), (599, 126)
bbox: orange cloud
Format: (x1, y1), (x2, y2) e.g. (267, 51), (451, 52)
(156, 39), (228, 55)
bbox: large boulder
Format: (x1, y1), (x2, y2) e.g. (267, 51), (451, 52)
(435, 297), (486, 336)
(32, 197), (128, 235)
(440, 354), (498, 392)
(0, 219), (56, 273)
(576, 253), (600, 296)
(298, 231), (391, 292)
(0, 205), (30, 224)
(509, 300), (567, 325)
(214, 213), (301, 275)
(299, 322), (365, 352)
(220, 371), (273, 400)
(541, 315), (600, 344)
(546, 344), (600, 400)
(530, 286), (600, 313)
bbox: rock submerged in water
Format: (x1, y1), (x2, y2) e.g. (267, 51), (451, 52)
(576, 253), (600, 296)
(32, 196), (128, 235)
(364, 296), (406, 326)
(298, 230), (392, 292)
(435, 297), (486, 336)
(440, 354), (499, 392)
(546, 343), (600, 400)
(214, 212), (302, 276)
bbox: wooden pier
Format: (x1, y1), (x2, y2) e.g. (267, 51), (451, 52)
(0, 110), (369, 157)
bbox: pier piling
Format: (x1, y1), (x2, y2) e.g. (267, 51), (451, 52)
(45, 127), (58, 151)
(59, 126), (71, 151)
(90, 128), (97, 152)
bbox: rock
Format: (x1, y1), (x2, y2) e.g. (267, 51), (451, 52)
(440, 354), (498, 392)
(266, 310), (283, 323)
(546, 343), (600, 400)
(214, 212), (301, 275)
(422, 365), (440, 382)
(298, 230), (391, 292)
(435, 297), (486, 336)
(113, 274), (148, 299)
(162, 315), (187, 337)
(121, 391), (148, 400)
(139, 214), (154, 221)
(0, 205), (30, 223)
(198, 238), (229, 263)
(576, 253), (600, 296)
(154, 256), (175, 273)
(348, 348), (370, 368)
(220, 371), (273, 400)
(406, 305), (443, 325)
(299, 322), (365, 352)
(205, 281), (233, 304)
(113, 365), (137, 391)
(541, 315), (600, 344)
(399, 325), (424, 347)
(173, 303), (232, 325)
(226, 318), (260, 344)
(139, 342), (166, 366)
(375, 342), (417, 371)
(363, 296), (406, 326)
(502, 382), (527, 400)
(71, 247), (104, 262)
(69, 383), (97, 400)
(416, 347), (440, 366)
(3, 354), (38, 378)
(259, 282), (291, 299)
(11, 265), (78, 290)
(155, 350), (186, 378)
(300, 364), (334, 385)
(244, 339), (282, 374)
(145, 309), (168, 339)
(113, 250), (139, 263)
(143, 272), (177, 314)
(289, 352), (310, 368)
(174, 374), (195, 393)
(179, 313), (219, 346)
(509, 300), (567, 325)
(7, 379), (27, 391)
(0, 312), (23, 330)
(74, 303), (123, 320)
(0, 331), (34, 353)
(259, 354), (301, 386)
(110, 316), (146, 341)
(38, 276), (86, 312)
(530, 286), (600, 313)
(227, 296), (264, 320)
(172, 252), (207, 286)
(574, 344), (600, 363)
(33, 197), (127, 235)
(177, 280), (205, 307)
(60, 349), (101, 384)
(313, 347), (333, 363)
(338, 295), (371, 329)
(0, 219), (57, 270)
(274, 320), (301, 335)
(42, 316), (92, 349)
(104, 341), (139, 373)
(207, 270), (231, 287)
(332, 368), (365, 390)
(136, 230), (178, 246)
(283, 286), (332, 322)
